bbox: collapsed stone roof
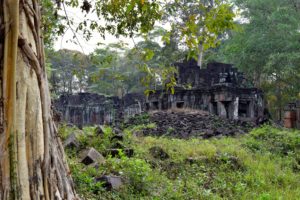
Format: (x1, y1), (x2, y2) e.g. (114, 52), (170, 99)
(175, 59), (249, 88)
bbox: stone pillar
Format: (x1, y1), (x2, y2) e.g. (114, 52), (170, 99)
(209, 102), (214, 113)
(137, 101), (142, 114)
(217, 101), (227, 118)
(233, 97), (239, 120)
(249, 101), (255, 118)
(170, 95), (176, 109)
(65, 106), (70, 122)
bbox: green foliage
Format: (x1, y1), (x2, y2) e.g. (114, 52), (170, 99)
(46, 35), (182, 97)
(58, 124), (78, 140)
(163, 0), (236, 66)
(61, 124), (300, 199)
(43, 0), (167, 97)
(78, 126), (115, 153)
(245, 125), (300, 155)
(69, 160), (104, 197)
(46, 49), (89, 97)
(101, 155), (154, 194)
(60, 0), (161, 42)
(217, 0), (300, 119)
(44, 0), (238, 97)
(86, 33), (181, 96)
(41, 0), (63, 47)
(123, 113), (151, 128)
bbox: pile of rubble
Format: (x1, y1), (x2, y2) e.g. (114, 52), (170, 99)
(63, 127), (134, 191)
(127, 110), (256, 139)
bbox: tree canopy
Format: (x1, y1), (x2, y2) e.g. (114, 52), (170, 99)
(217, 0), (300, 119)
(44, 0), (300, 120)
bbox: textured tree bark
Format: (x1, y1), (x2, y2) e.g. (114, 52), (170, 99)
(0, 0), (77, 199)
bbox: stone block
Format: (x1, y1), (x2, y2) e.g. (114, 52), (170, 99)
(95, 175), (123, 191)
(80, 148), (105, 165)
(94, 125), (105, 135)
(63, 133), (79, 149)
(113, 127), (123, 135)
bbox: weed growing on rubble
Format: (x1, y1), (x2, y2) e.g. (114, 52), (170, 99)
(61, 124), (300, 199)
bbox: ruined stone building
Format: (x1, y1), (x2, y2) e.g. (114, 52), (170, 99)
(54, 60), (266, 127)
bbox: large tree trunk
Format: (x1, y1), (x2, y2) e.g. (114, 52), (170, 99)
(0, 0), (77, 199)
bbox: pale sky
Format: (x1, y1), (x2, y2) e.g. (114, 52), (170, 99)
(54, 4), (241, 55)
(53, 7), (148, 54)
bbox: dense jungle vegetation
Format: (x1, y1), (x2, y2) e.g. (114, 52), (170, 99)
(49, 2), (300, 196)
(1, 0), (299, 198)
(43, 0), (300, 198)
(46, 0), (300, 121)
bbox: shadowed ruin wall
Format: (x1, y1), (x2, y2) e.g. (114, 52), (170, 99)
(54, 61), (267, 127)
(146, 86), (265, 121)
(54, 93), (145, 127)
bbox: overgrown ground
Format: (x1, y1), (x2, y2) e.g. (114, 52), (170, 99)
(60, 121), (300, 200)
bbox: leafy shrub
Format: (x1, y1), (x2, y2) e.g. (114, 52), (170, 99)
(101, 153), (154, 194)
(245, 125), (300, 155)
(123, 113), (151, 128)
(68, 159), (104, 197)
(58, 124), (77, 140)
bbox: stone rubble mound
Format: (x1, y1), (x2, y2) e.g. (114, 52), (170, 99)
(129, 110), (256, 139)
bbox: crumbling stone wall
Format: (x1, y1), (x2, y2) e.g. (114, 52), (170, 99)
(147, 60), (266, 122)
(54, 61), (267, 127)
(54, 93), (145, 127)
(175, 60), (246, 88)
(146, 86), (265, 121)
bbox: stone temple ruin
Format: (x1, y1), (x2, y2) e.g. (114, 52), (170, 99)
(54, 60), (267, 127)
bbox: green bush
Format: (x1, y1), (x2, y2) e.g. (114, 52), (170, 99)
(104, 155), (154, 194)
(245, 125), (300, 155)
(123, 113), (151, 128)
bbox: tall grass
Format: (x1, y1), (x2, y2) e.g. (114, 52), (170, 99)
(61, 124), (300, 199)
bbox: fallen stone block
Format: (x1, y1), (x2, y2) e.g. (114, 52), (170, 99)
(63, 133), (79, 149)
(113, 127), (123, 135)
(80, 148), (105, 165)
(95, 175), (123, 191)
(94, 125), (105, 136)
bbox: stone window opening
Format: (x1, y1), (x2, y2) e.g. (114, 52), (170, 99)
(152, 101), (159, 110)
(212, 102), (218, 115)
(223, 101), (230, 118)
(145, 103), (150, 111)
(239, 101), (250, 118)
(176, 101), (185, 109)
(161, 102), (168, 110)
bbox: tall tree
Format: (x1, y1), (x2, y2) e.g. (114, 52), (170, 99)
(47, 49), (89, 97)
(163, 0), (235, 68)
(1, 0), (76, 198)
(0, 0), (160, 198)
(220, 0), (300, 119)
